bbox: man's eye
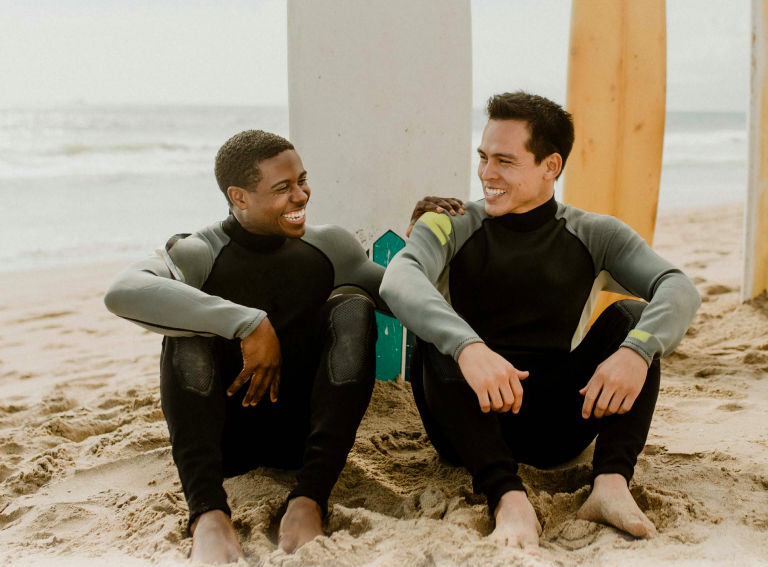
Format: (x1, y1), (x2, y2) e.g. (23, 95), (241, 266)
(478, 155), (487, 161)
(298, 178), (307, 185)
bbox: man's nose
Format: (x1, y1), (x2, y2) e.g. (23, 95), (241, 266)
(289, 185), (308, 203)
(480, 162), (498, 180)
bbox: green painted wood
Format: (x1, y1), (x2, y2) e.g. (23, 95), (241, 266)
(372, 231), (405, 381)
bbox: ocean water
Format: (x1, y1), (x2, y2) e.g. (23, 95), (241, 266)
(0, 106), (747, 273)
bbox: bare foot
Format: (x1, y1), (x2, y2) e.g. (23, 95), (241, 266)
(190, 509), (244, 565)
(278, 497), (325, 553)
(577, 473), (658, 538)
(488, 490), (542, 555)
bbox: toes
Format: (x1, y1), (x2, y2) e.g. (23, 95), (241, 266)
(641, 518), (659, 539)
(622, 514), (658, 539)
(278, 536), (297, 554)
(523, 543), (541, 556)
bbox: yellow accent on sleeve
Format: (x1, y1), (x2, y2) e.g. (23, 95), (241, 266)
(418, 212), (452, 246)
(628, 329), (651, 343)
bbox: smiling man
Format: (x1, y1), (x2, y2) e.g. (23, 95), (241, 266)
(380, 92), (701, 553)
(104, 130), (464, 564)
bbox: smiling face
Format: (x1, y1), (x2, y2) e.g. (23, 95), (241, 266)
(227, 149), (310, 238)
(477, 119), (561, 217)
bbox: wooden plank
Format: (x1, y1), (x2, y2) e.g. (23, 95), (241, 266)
(373, 231), (405, 381)
(563, 0), (667, 322)
(743, 0), (768, 301)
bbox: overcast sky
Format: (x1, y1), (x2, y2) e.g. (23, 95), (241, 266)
(0, 0), (751, 111)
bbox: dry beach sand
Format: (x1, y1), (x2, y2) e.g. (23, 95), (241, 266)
(0, 204), (767, 566)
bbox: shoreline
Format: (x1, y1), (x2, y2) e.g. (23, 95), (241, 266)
(0, 201), (747, 279)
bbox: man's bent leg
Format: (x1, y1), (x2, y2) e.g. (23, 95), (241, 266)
(281, 295), (377, 552)
(408, 339), (462, 466)
(571, 300), (661, 485)
(160, 335), (231, 528)
(159, 336), (243, 563)
(417, 339), (524, 512)
(570, 300), (661, 538)
(415, 339), (540, 551)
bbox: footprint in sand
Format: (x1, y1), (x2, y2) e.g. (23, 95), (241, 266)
(14, 311), (75, 324)
(716, 402), (745, 412)
(705, 284), (734, 296)
(44, 416), (121, 443)
(694, 367), (722, 378)
(0, 403), (29, 414)
(0, 442), (27, 455)
(0, 463), (19, 482)
(743, 352), (768, 366)
(41, 343), (74, 351)
(549, 518), (603, 550)
(370, 430), (429, 459)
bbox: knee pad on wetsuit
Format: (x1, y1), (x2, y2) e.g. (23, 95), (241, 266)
(326, 295), (376, 386)
(605, 298), (648, 332)
(169, 336), (217, 396)
(602, 300), (660, 371)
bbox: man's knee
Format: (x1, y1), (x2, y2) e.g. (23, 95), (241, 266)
(166, 335), (218, 396)
(606, 299), (648, 332)
(325, 295), (376, 386)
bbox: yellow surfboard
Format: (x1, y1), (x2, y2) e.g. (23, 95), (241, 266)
(563, 0), (667, 323)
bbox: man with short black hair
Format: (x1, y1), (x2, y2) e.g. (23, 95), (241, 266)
(105, 129), (464, 564)
(381, 91), (701, 553)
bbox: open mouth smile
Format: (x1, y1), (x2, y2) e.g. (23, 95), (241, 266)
(484, 187), (507, 199)
(282, 207), (306, 224)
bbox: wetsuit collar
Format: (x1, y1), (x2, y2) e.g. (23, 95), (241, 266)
(495, 195), (558, 232)
(222, 214), (287, 252)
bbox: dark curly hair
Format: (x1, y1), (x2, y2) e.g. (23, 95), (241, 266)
(214, 130), (295, 204)
(486, 91), (574, 180)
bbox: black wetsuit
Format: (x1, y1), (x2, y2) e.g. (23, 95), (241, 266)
(380, 197), (701, 513)
(105, 215), (387, 525)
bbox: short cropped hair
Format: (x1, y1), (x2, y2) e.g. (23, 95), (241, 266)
(214, 130), (295, 204)
(486, 92), (574, 179)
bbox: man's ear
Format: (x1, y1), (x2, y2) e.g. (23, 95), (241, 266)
(227, 186), (249, 210)
(543, 153), (563, 181)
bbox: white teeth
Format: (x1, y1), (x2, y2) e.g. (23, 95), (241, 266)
(485, 188), (506, 196)
(283, 208), (306, 221)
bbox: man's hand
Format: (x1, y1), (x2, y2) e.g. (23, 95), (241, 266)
(457, 343), (529, 413)
(226, 317), (282, 407)
(580, 347), (648, 419)
(406, 196), (466, 237)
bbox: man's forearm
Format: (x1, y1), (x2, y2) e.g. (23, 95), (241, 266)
(104, 254), (266, 339)
(380, 219), (483, 360)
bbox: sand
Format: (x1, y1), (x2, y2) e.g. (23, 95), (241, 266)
(1, 204), (767, 566)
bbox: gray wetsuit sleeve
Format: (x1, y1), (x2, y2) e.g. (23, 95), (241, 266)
(380, 208), (486, 360)
(103, 225), (266, 339)
(605, 218), (701, 365)
(562, 205), (701, 366)
(304, 225), (391, 315)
